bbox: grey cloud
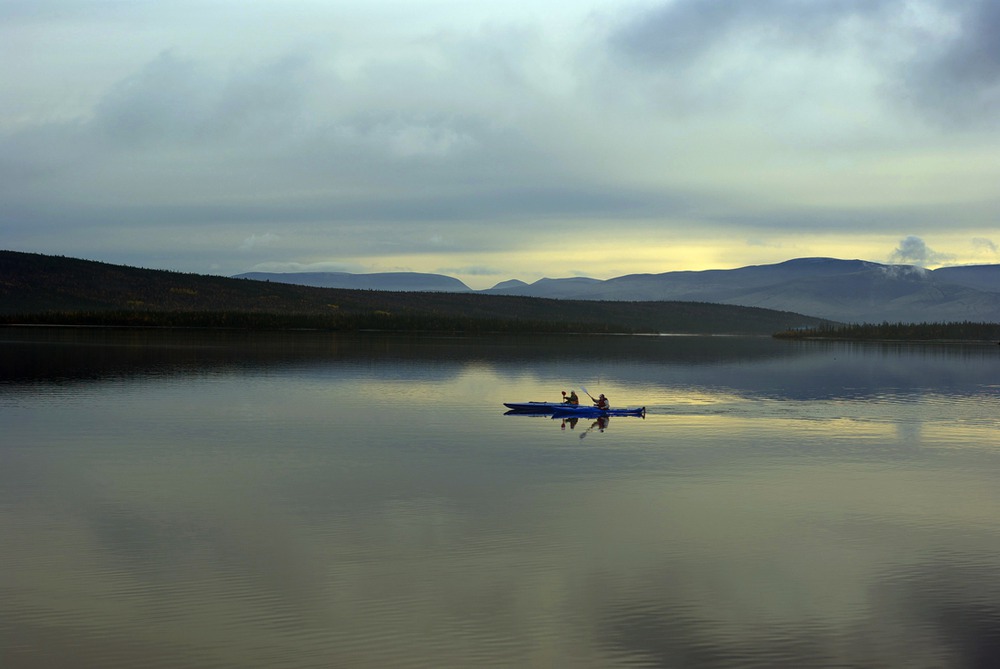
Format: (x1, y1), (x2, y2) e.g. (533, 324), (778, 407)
(899, 0), (1000, 125)
(5, 2), (998, 280)
(888, 235), (953, 266)
(602, 0), (1000, 126)
(3, 37), (711, 247)
(0, 39), (568, 192)
(607, 0), (897, 67)
(0, 51), (321, 204)
(717, 200), (976, 237)
(92, 50), (314, 147)
(972, 238), (997, 254)
(590, 0), (906, 124)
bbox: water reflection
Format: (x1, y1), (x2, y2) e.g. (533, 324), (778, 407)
(2, 328), (1000, 668)
(4, 328), (997, 403)
(503, 411), (644, 439)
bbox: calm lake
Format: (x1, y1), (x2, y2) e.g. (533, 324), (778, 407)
(2, 327), (1000, 668)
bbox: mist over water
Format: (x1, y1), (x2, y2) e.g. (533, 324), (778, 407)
(2, 329), (1000, 668)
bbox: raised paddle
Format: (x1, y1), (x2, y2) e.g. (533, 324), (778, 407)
(581, 386), (606, 409)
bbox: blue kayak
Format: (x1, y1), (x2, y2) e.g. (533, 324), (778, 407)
(504, 402), (645, 417)
(503, 401), (580, 413)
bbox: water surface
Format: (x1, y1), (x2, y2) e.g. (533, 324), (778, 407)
(2, 328), (1000, 668)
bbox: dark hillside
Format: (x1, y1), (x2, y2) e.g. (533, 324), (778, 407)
(0, 250), (831, 334)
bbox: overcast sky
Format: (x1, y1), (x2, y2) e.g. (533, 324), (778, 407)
(3, 0), (999, 288)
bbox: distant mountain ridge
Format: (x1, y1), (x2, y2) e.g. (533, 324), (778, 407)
(481, 257), (1000, 323)
(234, 257), (1000, 323)
(551, 258), (1000, 323)
(0, 250), (828, 335)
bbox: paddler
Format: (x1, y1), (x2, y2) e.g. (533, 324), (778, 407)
(562, 390), (579, 405)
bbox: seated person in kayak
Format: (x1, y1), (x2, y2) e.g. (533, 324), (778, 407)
(561, 390), (579, 405)
(594, 394), (610, 410)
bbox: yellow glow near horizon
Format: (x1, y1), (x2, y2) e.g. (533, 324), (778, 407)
(348, 228), (1000, 290)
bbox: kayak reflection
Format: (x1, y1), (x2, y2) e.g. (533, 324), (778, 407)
(579, 415), (609, 439)
(503, 402), (646, 418)
(503, 410), (638, 439)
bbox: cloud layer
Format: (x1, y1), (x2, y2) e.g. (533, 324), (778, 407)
(2, 0), (998, 285)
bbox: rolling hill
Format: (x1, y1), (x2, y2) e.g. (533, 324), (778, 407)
(227, 257), (1000, 323)
(483, 258), (1000, 323)
(0, 250), (828, 335)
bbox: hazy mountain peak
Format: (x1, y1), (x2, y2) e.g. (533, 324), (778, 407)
(532, 276), (601, 286)
(230, 256), (1000, 323)
(491, 279), (528, 290)
(483, 256), (1000, 322)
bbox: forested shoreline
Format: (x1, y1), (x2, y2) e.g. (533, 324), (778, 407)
(774, 321), (1000, 342)
(0, 309), (623, 333)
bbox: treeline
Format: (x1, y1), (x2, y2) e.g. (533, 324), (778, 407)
(774, 321), (1000, 342)
(0, 309), (621, 333)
